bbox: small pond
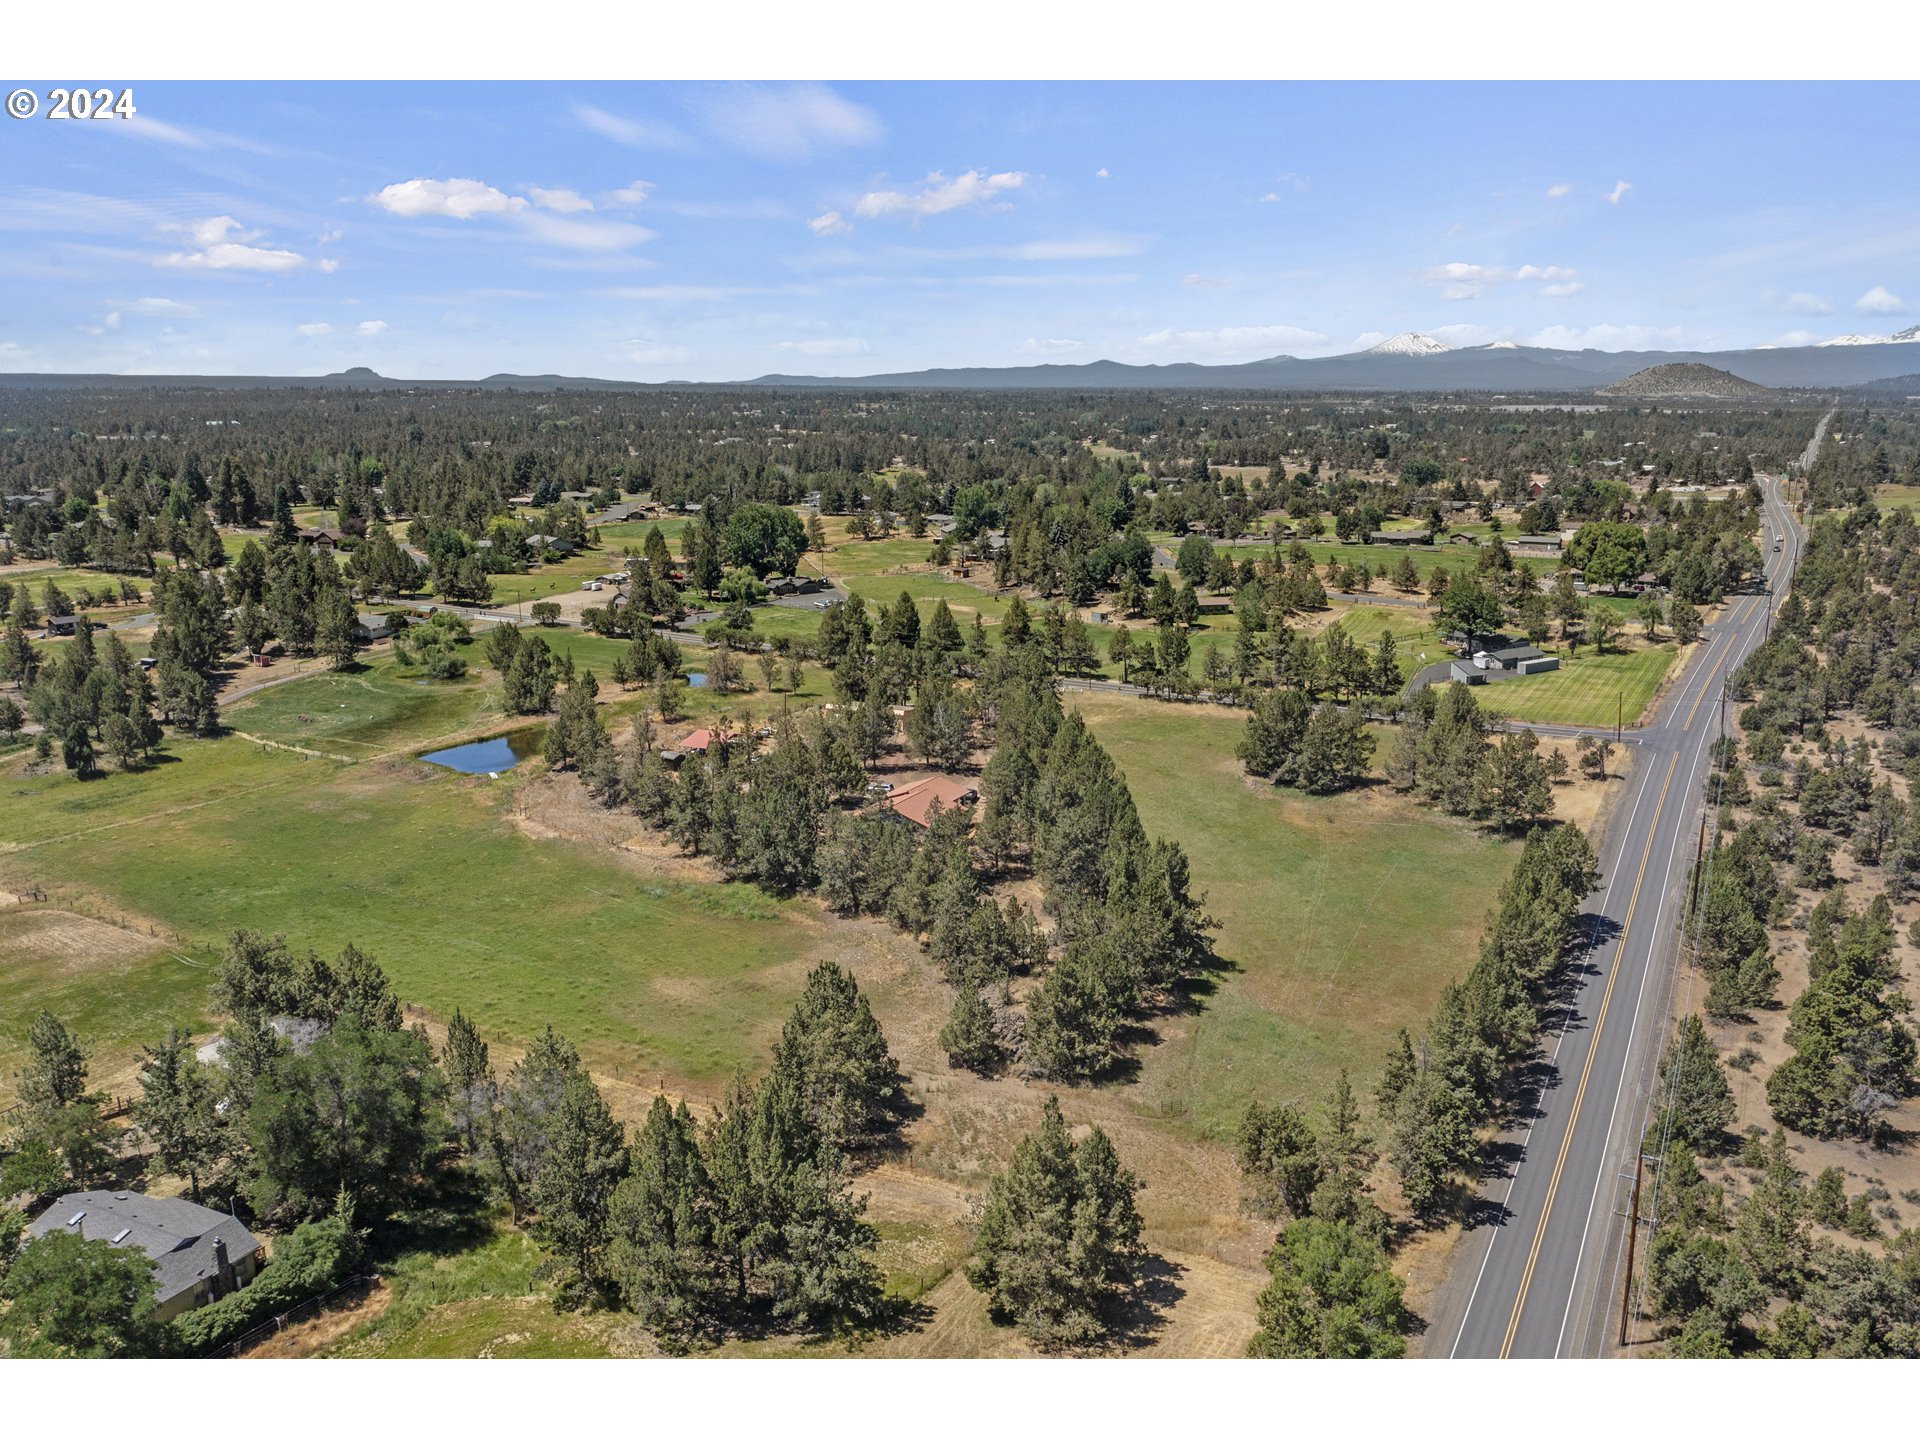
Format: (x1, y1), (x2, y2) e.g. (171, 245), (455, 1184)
(420, 730), (544, 775)
(685, 671), (709, 687)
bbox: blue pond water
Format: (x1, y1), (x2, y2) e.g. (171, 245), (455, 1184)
(686, 671), (709, 687)
(420, 731), (543, 775)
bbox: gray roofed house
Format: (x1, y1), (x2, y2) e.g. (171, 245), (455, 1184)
(26, 1191), (264, 1322)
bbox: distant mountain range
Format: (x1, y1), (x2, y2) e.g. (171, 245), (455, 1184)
(8, 332), (1920, 395)
(741, 331), (1920, 392)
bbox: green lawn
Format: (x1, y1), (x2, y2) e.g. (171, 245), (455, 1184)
(222, 657), (499, 757)
(1067, 694), (1518, 1137)
(0, 677), (827, 1103)
(1474, 641), (1679, 728)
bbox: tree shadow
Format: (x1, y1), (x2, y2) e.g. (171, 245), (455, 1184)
(1164, 947), (1241, 1016)
(1098, 1251), (1186, 1352)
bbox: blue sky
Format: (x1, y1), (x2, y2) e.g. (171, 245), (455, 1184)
(2, 80), (1917, 379)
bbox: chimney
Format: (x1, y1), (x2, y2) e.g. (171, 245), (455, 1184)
(211, 1236), (233, 1299)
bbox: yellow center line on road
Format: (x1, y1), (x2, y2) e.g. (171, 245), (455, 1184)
(1496, 581), (1768, 1355)
(1498, 748), (1679, 1357)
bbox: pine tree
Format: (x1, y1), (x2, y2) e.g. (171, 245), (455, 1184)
(966, 1096), (1145, 1345)
(531, 1068), (627, 1308)
(130, 1027), (224, 1200)
(442, 1009), (494, 1155)
(19, 1011), (88, 1110)
(768, 960), (899, 1152)
(938, 981), (1004, 1074)
(609, 1097), (718, 1337)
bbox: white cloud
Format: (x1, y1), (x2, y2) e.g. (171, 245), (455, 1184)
(1182, 273), (1230, 288)
(1135, 323), (1324, 358)
(317, 228), (343, 244)
(1276, 172), (1310, 191)
(370, 177), (655, 252)
(808, 209), (854, 237)
(372, 178), (527, 219)
(1606, 180), (1632, 205)
(1774, 329), (1822, 348)
(528, 187), (594, 214)
(773, 338), (869, 356)
(296, 322), (331, 336)
(1095, 167), (1110, 178)
(158, 216), (307, 272)
(606, 181), (655, 207)
(1017, 337), (1087, 355)
(317, 258), (340, 274)
(355, 320), (389, 337)
(82, 310), (123, 337)
(1856, 285), (1909, 315)
(121, 297), (197, 317)
(517, 213), (657, 252)
(572, 104), (696, 151)
(692, 83), (882, 162)
(854, 170), (1027, 222)
(1258, 193), (1282, 203)
(1546, 183), (1571, 198)
(1778, 291), (1833, 314)
(1422, 261), (1579, 300)
(1540, 282), (1585, 297)
(1350, 331), (1386, 350)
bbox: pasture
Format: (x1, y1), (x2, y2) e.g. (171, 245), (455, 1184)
(1067, 692), (1517, 1137)
(0, 652), (829, 1104)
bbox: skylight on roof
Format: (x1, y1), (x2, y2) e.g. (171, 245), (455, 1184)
(112, 1227), (132, 1243)
(66, 1210), (86, 1225)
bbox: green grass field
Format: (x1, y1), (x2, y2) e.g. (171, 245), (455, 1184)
(0, 653), (830, 1103)
(1330, 607), (1445, 679)
(1474, 641), (1679, 728)
(1068, 694), (1517, 1137)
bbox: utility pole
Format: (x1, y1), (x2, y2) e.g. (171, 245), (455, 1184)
(1620, 1152), (1648, 1348)
(1689, 810), (1709, 912)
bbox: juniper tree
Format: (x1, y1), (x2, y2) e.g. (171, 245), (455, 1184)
(1654, 1014), (1736, 1152)
(1236, 1100), (1321, 1221)
(1246, 1218), (1410, 1359)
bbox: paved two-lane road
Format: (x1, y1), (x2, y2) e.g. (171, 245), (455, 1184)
(1430, 467), (1805, 1359)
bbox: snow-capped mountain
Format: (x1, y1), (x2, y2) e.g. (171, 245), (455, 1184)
(1819, 326), (1920, 347)
(1485, 340), (1519, 350)
(1366, 332), (1451, 356)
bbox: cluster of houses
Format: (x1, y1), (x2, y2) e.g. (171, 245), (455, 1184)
(656, 721), (978, 830)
